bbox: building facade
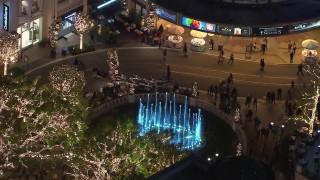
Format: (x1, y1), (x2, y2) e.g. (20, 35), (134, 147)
(0, 0), (87, 50)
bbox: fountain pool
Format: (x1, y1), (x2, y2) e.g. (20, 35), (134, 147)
(138, 93), (202, 150)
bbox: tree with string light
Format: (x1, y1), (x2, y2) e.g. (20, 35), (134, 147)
(0, 73), (90, 178)
(283, 63), (320, 135)
(0, 32), (19, 76)
(48, 64), (86, 97)
(48, 18), (61, 48)
(65, 116), (187, 179)
(74, 12), (92, 50)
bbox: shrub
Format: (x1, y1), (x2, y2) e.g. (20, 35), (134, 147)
(38, 38), (49, 47)
(8, 67), (25, 77)
(68, 43), (95, 55)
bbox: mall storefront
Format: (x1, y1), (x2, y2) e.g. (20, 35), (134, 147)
(16, 17), (42, 49)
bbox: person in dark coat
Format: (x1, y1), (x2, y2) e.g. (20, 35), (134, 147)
(290, 51), (294, 63)
(260, 58), (265, 71)
(167, 65), (171, 81)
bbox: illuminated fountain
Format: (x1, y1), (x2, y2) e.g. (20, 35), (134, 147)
(138, 93), (202, 150)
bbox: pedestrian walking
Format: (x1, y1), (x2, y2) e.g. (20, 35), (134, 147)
(183, 43), (188, 57)
(290, 51), (294, 63)
(271, 92), (276, 104)
(24, 55), (29, 70)
(297, 63), (304, 76)
(218, 54), (224, 63)
(163, 48), (167, 60)
(288, 40), (292, 52)
(167, 65), (171, 81)
(256, 129), (261, 139)
(260, 58), (265, 71)
(228, 52), (234, 64)
(90, 33), (95, 44)
(214, 85), (218, 100)
(208, 39), (213, 50)
(293, 42), (296, 55)
(277, 88), (282, 100)
(74, 57), (79, 66)
(264, 37), (268, 50)
(253, 97), (258, 111)
(210, 84), (214, 96)
(245, 93), (252, 107)
(291, 80), (295, 88)
(211, 39), (214, 50)
(227, 73), (233, 85)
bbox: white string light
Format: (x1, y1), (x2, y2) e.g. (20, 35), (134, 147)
(0, 32), (19, 76)
(74, 12), (92, 49)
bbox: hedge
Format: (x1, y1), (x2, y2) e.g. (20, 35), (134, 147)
(68, 43), (95, 55)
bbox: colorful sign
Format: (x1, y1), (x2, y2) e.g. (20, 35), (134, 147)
(155, 7), (177, 23)
(181, 16), (216, 33)
(289, 20), (320, 33)
(3, 4), (9, 31)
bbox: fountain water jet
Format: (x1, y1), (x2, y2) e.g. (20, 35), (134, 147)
(138, 93), (202, 150)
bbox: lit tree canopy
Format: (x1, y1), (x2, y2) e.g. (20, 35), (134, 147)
(0, 75), (90, 178)
(48, 18), (61, 48)
(48, 65), (86, 96)
(74, 12), (92, 49)
(0, 32), (19, 76)
(65, 114), (187, 179)
(287, 64), (320, 134)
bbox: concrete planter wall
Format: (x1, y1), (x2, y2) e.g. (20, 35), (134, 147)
(93, 93), (247, 155)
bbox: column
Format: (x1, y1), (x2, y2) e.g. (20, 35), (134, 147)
(83, 0), (87, 13)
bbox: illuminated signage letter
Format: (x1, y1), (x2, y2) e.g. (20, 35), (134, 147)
(3, 4), (9, 31)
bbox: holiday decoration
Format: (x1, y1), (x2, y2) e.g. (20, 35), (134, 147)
(0, 32), (19, 76)
(107, 49), (119, 82)
(48, 18), (61, 48)
(48, 65), (86, 96)
(0, 76), (89, 178)
(74, 12), (92, 49)
(236, 143), (242, 156)
(192, 82), (198, 97)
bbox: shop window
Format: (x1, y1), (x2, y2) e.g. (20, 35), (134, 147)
(32, 0), (40, 13)
(17, 18), (42, 49)
(33, 19), (40, 43)
(21, 0), (29, 16)
(62, 12), (76, 30)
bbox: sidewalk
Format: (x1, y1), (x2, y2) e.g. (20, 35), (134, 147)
(197, 91), (288, 179)
(6, 28), (293, 179)
(157, 19), (320, 65)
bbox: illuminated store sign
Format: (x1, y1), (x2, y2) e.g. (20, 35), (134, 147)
(289, 20), (320, 32)
(3, 4), (9, 31)
(155, 7), (177, 23)
(252, 26), (287, 36)
(181, 16), (216, 33)
(216, 25), (252, 36)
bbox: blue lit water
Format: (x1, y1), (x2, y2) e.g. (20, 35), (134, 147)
(137, 93), (202, 150)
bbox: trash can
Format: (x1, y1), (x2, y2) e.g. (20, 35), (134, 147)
(61, 47), (67, 56)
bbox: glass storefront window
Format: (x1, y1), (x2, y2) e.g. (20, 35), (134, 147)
(62, 12), (76, 30)
(33, 18), (40, 43)
(32, 0), (40, 13)
(21, 0), (29, 16)
(17, 17), (42, 49)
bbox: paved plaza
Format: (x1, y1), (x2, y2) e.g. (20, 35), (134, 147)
(4, 25), (320, 179)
